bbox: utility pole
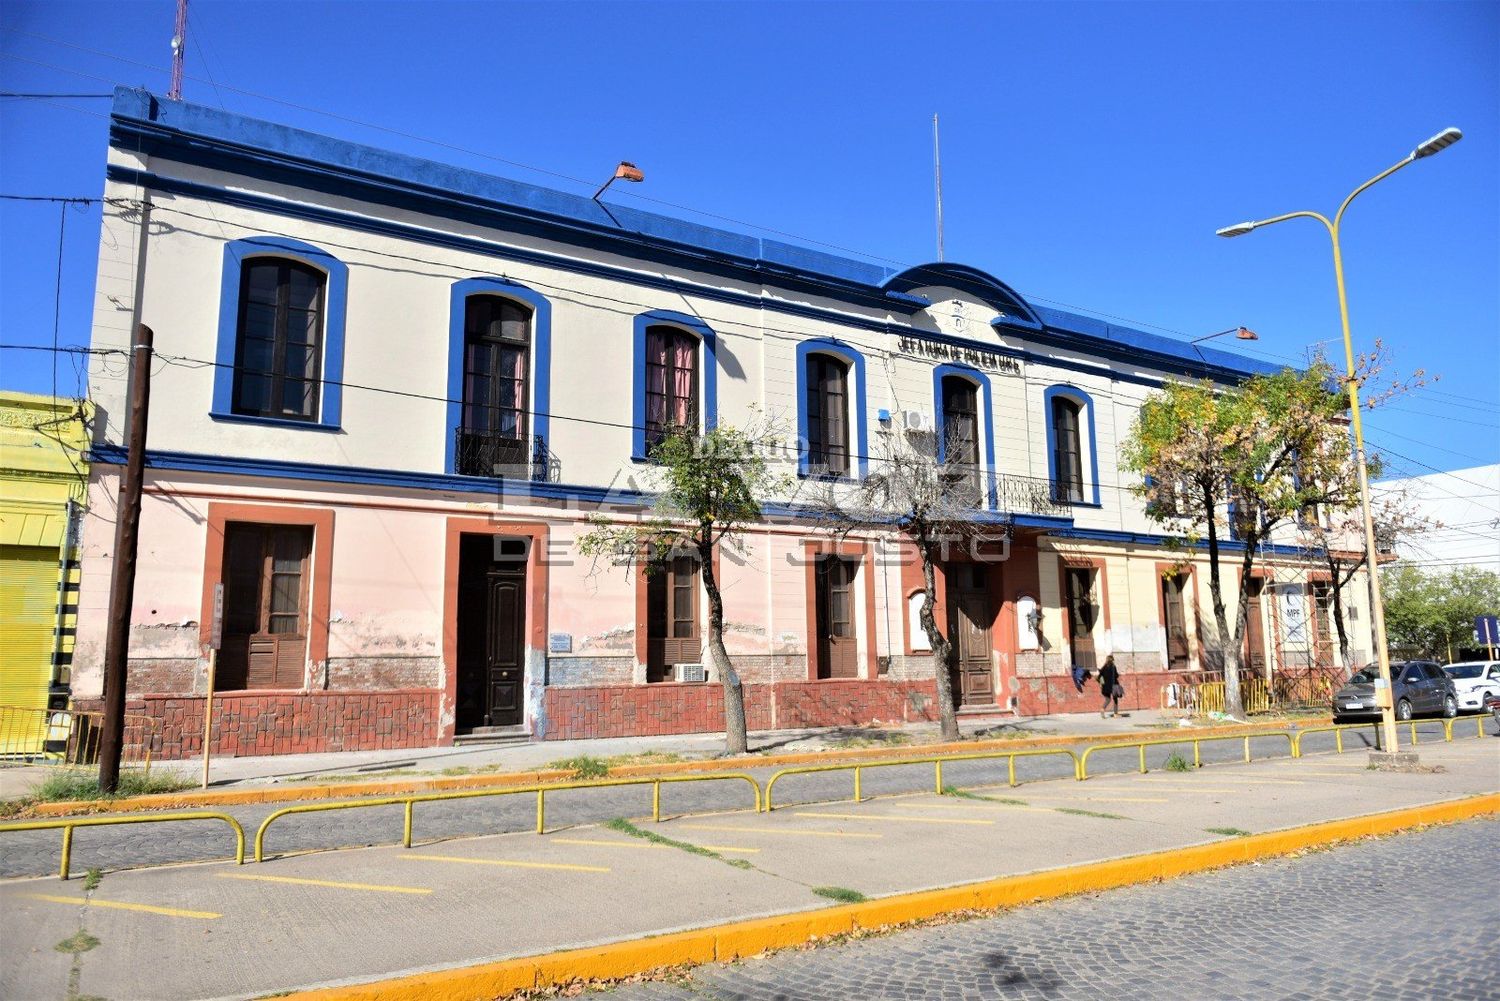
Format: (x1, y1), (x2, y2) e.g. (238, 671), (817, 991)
(97, 323), (153, 794)
(932, 114), (945, 262)
(169, 0), (188, 101)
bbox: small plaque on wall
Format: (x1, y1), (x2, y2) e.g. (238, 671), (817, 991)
(548, 633), (572, 654)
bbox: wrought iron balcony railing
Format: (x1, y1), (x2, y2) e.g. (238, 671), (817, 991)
(937, 467), (1077, 518)
(453, 429), (558, 482)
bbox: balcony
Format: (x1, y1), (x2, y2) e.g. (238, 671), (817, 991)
(939, 468), (1076, 518)
(453, 429), (558, 482)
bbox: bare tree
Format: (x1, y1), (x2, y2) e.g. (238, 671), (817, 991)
(800, 425), (1013, 742)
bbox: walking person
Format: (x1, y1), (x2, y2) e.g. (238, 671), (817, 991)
(1099, 655), (1123, 718)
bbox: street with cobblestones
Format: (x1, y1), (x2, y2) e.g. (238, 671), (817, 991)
(604, 817), (1500, 1001)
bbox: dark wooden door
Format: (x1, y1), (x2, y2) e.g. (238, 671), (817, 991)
(815, 557), (858, 679)
(456, 536), (526, 730)
(220, 523), (312, 690)
(1064, 566), (1098, 672)
(1244, 578), (1268, 676)
(648, 555), (700, 682)
(1161, 573), (1190, 672)
(948, 564), (994, 705)
(1310, 581), (1334, 667)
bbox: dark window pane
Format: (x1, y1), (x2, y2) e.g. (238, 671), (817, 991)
(233, 258), (325, 421)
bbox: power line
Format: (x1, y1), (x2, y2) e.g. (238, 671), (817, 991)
(0, 91), (113, 98)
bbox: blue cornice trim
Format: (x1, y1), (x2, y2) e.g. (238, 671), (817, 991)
(631, 310), (718, 461)
(1043, 384), (1102, 507)
(1047, 526), (1309, 558)
(933, 363), (998, 510)
(884, 263), (1044, 330)
(446, 277), (552, 474)
(212, 235), (348, 429)
(794, 338), (869, 480)
(109, 165), (1274, 392)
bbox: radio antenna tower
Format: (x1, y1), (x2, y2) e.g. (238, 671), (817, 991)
(933, 114), (945, 262)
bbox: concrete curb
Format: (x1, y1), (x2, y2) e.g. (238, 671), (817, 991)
(284, 791), (1499, 1001)
(30, 717), (1329, 816)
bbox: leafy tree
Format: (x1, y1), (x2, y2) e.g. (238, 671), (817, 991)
(1383, 564), (1500, 660)
(579, 423), (788, 755)
(1121, 362), (1358, 718)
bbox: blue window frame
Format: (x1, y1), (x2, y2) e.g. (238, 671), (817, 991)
(446, 277), (552, 475)
(632, 310), (717, 461)
(795, 339), (868, 479)
(212, 236), (348, 430)
(932, 364), (996, 508)
(1043, 384), (1101, 507)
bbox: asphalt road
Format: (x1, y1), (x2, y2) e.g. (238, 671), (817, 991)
(602, 816), (1500, 1001)
(0, 719), (1458, 879)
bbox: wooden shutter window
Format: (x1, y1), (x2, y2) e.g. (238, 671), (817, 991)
(1051, 397), (1084, 503)
(815, 557), (858, 679)
(806, 354), (850, 476)
(233, 259), (325, 421)
(644, 327), (699, 451)
(218, 523), (313, 691)
(940, 376), (981, 504)
(646, 554), (700, 682)
(1161, 573), (1190, 671)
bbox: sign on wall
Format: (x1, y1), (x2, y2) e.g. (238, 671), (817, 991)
(896, 336), (1023, 377)
(1277, 584), (1309, 647)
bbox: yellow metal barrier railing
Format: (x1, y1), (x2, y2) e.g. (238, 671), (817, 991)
(253, 771), (762, 862)
(1290, 716), (1487, 756)
(0, 704), (158, 772)
(1162, 679), (1276, 717)
(763, 748), (1082, 812)
(0, 812), (246, 880)
(1077, 730), (1297, 779)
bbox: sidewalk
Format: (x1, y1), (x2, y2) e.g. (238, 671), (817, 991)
(0, 708), (1262, 802)
(2, 735), (1494, 1001)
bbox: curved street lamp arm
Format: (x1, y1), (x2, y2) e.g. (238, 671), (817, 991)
(1245, 209), (1335, 235)
(1334, 156), (1415, 231)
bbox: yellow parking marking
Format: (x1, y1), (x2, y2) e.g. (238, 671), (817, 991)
(1138, 777), (1306, 787)
(1004, 795), (1169, 804)
(681, 824), (882, 839)
(698, 845), (761, 854)
(24, 894), (219, 920)
(399, 853), (609, 873)
(883, 800), (1053, 814)
(795, 811), (994, 826)
(551, 836), (760, 855)
(218, 873), (431, 895)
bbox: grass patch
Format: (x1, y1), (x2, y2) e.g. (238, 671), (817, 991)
(54, 931), (99, 955)
(28, 768), (195, 805)
(1054, 807), (1128, 820)
(82, 868), (102, 891)
(1205, 826), (1253, 837)
(811, 885), (868, 904)
(826, 732), (913, 750)
(941, 785), (1027, 806)
(605, 817), (753, 870)
(1164, 752), (1193, 773)
(549, 755), (611, 780)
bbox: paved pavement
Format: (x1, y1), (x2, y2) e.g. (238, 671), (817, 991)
(0, 718), (1450, 879)
(0, 736), (1494, 1000)
(603, 817), (1500, 1001)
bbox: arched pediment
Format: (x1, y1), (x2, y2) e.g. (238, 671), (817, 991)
(882, 263), (1043, 331)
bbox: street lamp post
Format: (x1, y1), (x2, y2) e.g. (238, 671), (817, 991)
(1217, 127), (1463, 758)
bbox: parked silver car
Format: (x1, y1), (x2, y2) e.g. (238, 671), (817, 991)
(1331, 661), (1458, 724)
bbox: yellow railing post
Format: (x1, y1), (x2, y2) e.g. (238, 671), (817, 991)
(1243, 735), (1251, 763)
(60, 825), (74, 881)
(934, 760), (944, 795)
(1193, 740), (1202, 768)
(853, 766), (862, 803)
(402, 800), (414, 848)
(652, 781), (662, 822)
(1008, 756), (1018, 787)
(535, 789), (545, 835)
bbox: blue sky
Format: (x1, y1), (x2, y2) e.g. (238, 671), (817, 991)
(2, 1), (1495, 480)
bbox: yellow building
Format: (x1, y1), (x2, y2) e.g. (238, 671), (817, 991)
(0, 391), (90, 754)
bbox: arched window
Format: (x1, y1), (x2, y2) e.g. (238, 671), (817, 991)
(805, 353), (850, 476)
(941, 375), (981, 504)
(644, 325), (699, 449)
(233, 258), (326, 421)
(455, 295), (532, 476)
(1050, 395), (1084, 503)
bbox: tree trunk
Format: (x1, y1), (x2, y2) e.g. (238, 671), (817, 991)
(917, 541), (960, 742)
(1203, 485), (1244, 719)
(1326, 550), (1353, 669)
(700, 534), (746, 755)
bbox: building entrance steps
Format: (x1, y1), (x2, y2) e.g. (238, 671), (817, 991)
(0, 738), (1495, 1000)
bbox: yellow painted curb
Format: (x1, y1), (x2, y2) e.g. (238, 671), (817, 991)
(285, 791), (1497, 1001)
(30, 717), (1325, 816)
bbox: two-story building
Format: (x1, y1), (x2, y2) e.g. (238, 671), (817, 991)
(72, 89), (1366, 758)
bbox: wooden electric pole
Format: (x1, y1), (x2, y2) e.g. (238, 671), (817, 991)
(97, 323), (153, 794)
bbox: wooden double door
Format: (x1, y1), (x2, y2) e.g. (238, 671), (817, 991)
(947, 563), (995, 706)
(456, 535), (527, 730)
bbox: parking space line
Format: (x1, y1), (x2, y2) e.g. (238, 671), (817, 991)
(218, 873), (431, 895)
(794, 811), (994, 826)
(25, 894), (220, 920)
(680, 824), (882, 839)
(399, 853), (610, 873)
(882, 799), (1053, 814)
(1139, 777), (1306, 786)
(698, 845), (761, 854)
(551, 837), (667, 851)
(1004, 795), (1169, 804)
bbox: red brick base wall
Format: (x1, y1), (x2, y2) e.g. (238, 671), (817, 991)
(1014, 671), (1192, 717)
(540, 680), (940, 741)
(75, 690), (443, 760)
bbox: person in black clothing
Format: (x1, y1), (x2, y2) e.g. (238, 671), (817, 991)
(1098, 655), (1122, 718)
(1070, 662), (1092, 694)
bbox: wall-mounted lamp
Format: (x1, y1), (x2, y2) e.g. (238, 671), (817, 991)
(592, 161), (644, 202)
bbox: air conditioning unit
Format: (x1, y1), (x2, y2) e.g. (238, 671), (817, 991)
(901, 409), (931, 433)
(674, 663), (708, 683)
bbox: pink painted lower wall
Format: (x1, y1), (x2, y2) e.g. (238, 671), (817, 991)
(76, 690), (443, 760)
(539, 679), (940, 740)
